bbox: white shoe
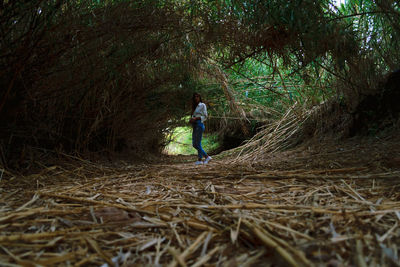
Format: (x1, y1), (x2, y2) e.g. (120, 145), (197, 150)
(204, 156), (212, 164)
(195, 161), (203, 165)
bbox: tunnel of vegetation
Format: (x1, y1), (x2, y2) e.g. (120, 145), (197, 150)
(0, 0), (399, 169)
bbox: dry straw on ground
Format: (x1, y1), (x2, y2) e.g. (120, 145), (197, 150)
(0, 137), (399, 266)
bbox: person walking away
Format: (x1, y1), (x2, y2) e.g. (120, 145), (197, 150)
(189, 93), (212, 165)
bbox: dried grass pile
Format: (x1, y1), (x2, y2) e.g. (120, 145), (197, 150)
(233, 104), (310, 161)
(218, 97), (357, 165)
(1, 148), (399, 266)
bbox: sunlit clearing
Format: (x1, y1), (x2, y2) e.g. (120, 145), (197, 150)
(164, 127), (195, 155)
(164, 126), (220, 155)
(334, 0), (345, 6)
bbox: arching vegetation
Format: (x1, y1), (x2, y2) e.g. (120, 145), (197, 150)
(1, 0), (399, 168)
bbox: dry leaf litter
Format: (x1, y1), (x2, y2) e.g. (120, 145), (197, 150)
(0, 136), (399, 266)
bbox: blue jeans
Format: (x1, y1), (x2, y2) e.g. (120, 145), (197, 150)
(192, 121), (208, 160)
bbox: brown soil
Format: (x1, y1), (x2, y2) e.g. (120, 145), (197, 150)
(0, 132), (399, 266)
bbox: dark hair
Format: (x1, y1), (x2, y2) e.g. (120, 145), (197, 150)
(191, 92), (202, 114)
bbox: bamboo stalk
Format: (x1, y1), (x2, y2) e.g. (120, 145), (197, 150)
(168, 231), (209, 267)
(40, 192), (157, 216)
(86, 237), (114, 267)
(0, 229), (101, 243)
(243, 220), (300, 267)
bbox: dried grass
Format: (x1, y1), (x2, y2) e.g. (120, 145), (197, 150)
(0, 143), (399, 266)
(219, 102), (311, 163)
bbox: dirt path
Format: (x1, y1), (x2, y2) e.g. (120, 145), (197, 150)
(0, 136), (399, 266)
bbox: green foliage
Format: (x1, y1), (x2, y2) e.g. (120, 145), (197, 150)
(200, 0), (400, 113)
(164, 126), (220, 155)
